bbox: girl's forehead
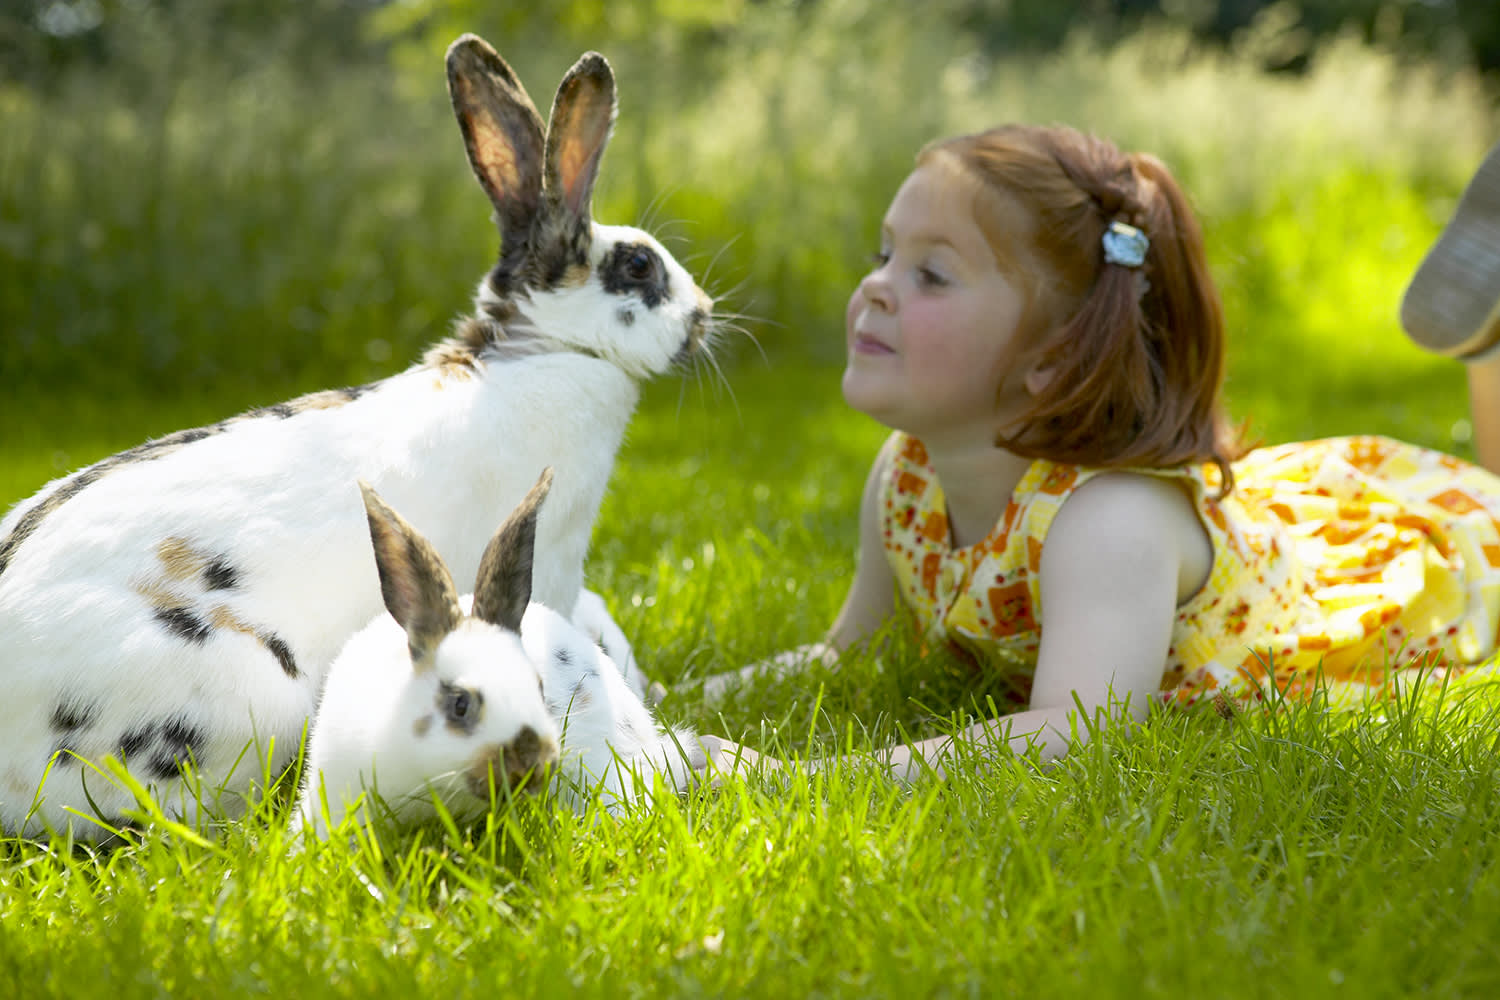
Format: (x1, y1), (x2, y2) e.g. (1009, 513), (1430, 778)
(885, 167), (983, 239)
(886, 162), (1032, 268)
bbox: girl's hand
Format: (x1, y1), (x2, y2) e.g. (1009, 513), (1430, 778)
(698, 735), (783, 774)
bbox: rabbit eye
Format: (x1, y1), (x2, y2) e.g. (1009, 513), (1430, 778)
(441, 684), (483, 729)
(602, 242), (669, 307)
(625, 249), (654, 281)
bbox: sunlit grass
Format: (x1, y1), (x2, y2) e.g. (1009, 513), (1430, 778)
(3, 11), (1500, 997)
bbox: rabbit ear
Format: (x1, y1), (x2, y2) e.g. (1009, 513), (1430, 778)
(543, 52), (615, 230)
(359, 482), (462, 667)
(446, 34), (546, 270)
(471, 468), (554, 633)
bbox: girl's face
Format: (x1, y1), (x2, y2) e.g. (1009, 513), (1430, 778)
(841, 163), (1034, 446)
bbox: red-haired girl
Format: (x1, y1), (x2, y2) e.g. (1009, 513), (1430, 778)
(701, 130), (1500, 776)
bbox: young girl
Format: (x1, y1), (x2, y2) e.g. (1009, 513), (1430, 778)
(700, 126), (1500, 778)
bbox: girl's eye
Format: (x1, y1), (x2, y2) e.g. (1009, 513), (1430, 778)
(870, 250), (890, 268)
(917, 268), (948, 288)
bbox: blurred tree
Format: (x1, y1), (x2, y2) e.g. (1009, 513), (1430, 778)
(0, 0), (389, 92)
(3, 0), (1494, 92)
(951, 0), (1497, 72)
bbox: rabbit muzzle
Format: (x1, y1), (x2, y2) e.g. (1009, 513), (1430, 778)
(467, 724), (560, 797)
(674, 296), (716, 364)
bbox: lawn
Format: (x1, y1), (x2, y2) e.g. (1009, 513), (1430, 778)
(3, 351), (1499, 997)
(3, 10), (1499, 997)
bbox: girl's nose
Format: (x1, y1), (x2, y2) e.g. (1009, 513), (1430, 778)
(858, 269), (896, 312)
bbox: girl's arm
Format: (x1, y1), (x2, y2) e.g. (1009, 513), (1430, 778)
(880, 472), (1195, 774)
(824, 437), (899, 651)
(696, 441), (897, 701)
(706, 471), (1197, 775)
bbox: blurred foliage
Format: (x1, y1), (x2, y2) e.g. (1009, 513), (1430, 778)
(3, 0), (1496, 88)
(0, 0), (1496, 411)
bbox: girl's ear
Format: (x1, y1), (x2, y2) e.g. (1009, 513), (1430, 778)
(1023, 361), (1056, 398)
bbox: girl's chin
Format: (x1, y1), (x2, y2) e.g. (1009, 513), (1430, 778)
(840, 368), (895, 422)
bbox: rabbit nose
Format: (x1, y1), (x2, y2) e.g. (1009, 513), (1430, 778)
(502, 725), (559, 792)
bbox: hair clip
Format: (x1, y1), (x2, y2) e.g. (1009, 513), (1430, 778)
(1102, 220), (1149, 268)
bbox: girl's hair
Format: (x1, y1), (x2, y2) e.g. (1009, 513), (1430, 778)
(918, 124), (1241, 492)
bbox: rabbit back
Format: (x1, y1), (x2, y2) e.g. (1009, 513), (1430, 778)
(0, 358), (630, 838)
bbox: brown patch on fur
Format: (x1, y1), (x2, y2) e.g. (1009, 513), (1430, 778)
(157, 537), (209, 582)
(133, 577), (183, 612)
(413, 714), (433, 738)
(8, 770), (35, 800)
(423, 332), (482, 383)
(287, 388), (363, 412)
(206, 606), (299, 678)
(559, 262), (591, 288)
(207, 604), (256, 638)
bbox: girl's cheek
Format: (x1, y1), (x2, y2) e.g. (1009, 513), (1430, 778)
(845, 288), (862, 333)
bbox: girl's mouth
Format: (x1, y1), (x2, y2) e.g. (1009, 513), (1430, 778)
(852, 333), (895, 355)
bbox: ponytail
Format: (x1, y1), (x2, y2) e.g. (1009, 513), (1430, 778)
(922, 126), (1241, 493)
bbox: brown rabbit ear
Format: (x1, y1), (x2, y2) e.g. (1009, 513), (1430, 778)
(446, 34), (546, 271)
(359, 482), (462, 668)
(543, 52), (615, 227)
(471, 468), (554, 633)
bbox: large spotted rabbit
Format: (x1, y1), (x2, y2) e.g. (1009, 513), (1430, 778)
(0, 34), (714, 839)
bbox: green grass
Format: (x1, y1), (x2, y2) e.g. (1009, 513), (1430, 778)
(3, 361), (1499, 997)
(1, 660), (1497, 997)
(4, 11), (1500, 997)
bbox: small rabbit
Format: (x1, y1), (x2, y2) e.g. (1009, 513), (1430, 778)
(0, 34), (714, 839)
(522, 601), (706, 815)
(293, 474), (561, 838)
(298, 472), (703, 835)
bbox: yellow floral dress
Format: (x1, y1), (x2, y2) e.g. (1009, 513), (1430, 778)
(881, 432), (1500, 710)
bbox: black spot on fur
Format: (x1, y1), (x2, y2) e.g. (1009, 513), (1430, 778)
(617, 308), (635, 327)
(261, 631), (300, 679)
(526, 215), (593, 292)
(538, 250), (573, 289)
(600, 242), (668, 308)
(119, 725), (156, 760)
(203, 557), (239, 591)
(155, 606), (213, 644)
(49, 741), (79, 767)
(49, 699), (97, 734)
(554, 647), (572, 666)
(146, 717), (205, 780)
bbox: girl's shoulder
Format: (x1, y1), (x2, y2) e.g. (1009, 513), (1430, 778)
(880, 430), (1214, 547)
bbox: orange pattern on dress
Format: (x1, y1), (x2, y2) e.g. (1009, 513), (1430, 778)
(880, 431), (1500, 713)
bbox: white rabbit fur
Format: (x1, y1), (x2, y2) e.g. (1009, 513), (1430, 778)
(569, 586), (647, 699)
(301, 602), (700, 836)
(294, 477), (561, 838)
(522, 601), (704, 815)
(294, 599), (560, 838)
(296, 476), (699, 837)
(0, 34), (712, 839)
